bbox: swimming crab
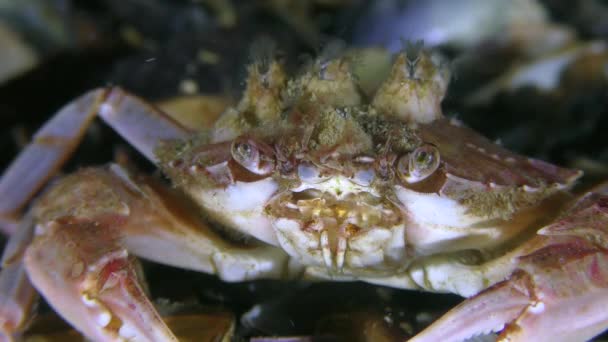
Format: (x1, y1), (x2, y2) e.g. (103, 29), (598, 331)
(1, 44), (607, 342)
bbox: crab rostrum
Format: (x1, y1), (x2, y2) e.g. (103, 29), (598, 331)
(0, 42), (605, 342)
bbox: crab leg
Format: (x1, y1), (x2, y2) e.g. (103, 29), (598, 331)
(410, 191), (608, 342)
(0, 91), (100, 231)
(23, 164), (291, 341)
(0, 87), (190, 231)
(97, 88), (192, 163)
(0, 215), (37, 339)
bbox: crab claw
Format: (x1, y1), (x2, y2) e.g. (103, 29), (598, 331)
(411, 192), (608, 342)
(24, 217), (177, 342)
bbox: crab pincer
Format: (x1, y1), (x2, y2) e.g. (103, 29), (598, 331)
(24, 216), (178, 341)
(410, 189), (608, 342)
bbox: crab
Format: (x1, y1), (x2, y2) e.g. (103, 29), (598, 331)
(0, 43), (607, 342)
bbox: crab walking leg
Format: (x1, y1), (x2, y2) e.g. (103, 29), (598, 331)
(97, 87), (192, 163)
(0, 91), (102, 228)
(23, 164), (292, 341)
(0, 215), (37, 338)
(0, 87), (190, 230)
(410, 192), (608, 342)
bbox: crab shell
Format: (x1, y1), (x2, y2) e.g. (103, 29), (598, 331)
(0, 43), (591, 342)
(156, 47), (581, 276)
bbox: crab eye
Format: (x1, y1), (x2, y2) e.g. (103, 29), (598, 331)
(231, 137), (275, 175)
(397, 144), (440, 183)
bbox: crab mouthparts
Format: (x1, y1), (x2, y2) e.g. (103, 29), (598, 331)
(269, 189), (401, 270)
(303, 215), (361, 269)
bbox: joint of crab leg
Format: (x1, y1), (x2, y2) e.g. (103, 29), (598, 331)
(98, 87), (191, 164)
(0, 90), (104, 221)
(0, 87), (193, 225)
(24, 218), (177, 342)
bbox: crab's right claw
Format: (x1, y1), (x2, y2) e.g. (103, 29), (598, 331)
(25, 216), (176, 341)
(24, 216), (178, 342)
(410, 192), (608, 342)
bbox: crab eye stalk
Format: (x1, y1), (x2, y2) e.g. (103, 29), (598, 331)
(397, 144), (440, 183)
(231, 137), (275, 176)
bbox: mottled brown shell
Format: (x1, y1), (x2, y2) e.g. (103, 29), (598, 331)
(409, 118), (583, 218)
(157, 44), (582, 220)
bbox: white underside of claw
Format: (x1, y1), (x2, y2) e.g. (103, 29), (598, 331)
(395, 185), (481, 228)
(192, 178), (280, 245)
(394, 186), (507, 254)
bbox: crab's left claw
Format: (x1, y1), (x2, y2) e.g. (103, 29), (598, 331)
(411, 191), (608, 342)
